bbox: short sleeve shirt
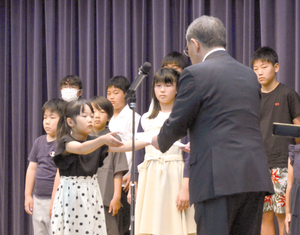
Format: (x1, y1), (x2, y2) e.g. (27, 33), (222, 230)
(260, 83), (300, 167)
(91, 127), (129, 206)
(54, 134), (108, 176)
(28, 135), (57, 198)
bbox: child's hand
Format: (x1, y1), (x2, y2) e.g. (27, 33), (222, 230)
(104, 132), (124, 147)
(285, 212), (291, 234)
(24, 195), (33, 215)
(176, 184), (190, 212)
(127, 182), (138, 205)
(127, 187), (132, 205)
(109, 197), (121, 216)
(123, 174), (131, 192)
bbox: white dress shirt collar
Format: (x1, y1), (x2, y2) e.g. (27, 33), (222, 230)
(202, 48), (226, 62)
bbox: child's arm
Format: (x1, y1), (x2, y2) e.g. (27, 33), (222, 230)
(49, 170), (60, 218)
(285, 157), (294, 234)
(108, 140), (149, 152)
(24, 162), (38, 215)
(109, 172), (123, 216)
(176, 135), (191, 211)
(176, 177), (190, 211)
(65, 132), (123, 155)
(293, 115), (300, 144)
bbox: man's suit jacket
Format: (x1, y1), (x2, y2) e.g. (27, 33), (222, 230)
(158, 50), (274, 204)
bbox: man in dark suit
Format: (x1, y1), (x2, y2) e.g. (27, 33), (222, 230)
(152, 15), (274, 234)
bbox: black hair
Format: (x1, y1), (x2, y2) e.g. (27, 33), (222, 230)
(56, 99), (94, 141)
(59, 75), (83, 89)
(42, 98), (66, 118)
(90, 96), (114, 120)
(148, 68), (180, 119)
(105, 75), (130, 94)
(251, 46), (279, 67)
(161, 51), (189, 71)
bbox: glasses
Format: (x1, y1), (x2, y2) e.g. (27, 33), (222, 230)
(183, 46), (189, 57)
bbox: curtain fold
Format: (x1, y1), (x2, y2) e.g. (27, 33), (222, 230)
(1, 0), (300, 234)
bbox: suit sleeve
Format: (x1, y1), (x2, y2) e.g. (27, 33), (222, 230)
(158, 69), (201, 152)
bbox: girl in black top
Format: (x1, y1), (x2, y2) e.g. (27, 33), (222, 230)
(50, 99), (148, 235)
(50, 99), (124, 235)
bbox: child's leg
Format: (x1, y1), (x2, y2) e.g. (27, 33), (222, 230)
(32, 195), (52, 235)
(275, 213), (286, 235)
(261, 168), (276, 235)
(273, 167), (288, 235)
(261, 211), (275, 235)
(261, 167), (288, 235)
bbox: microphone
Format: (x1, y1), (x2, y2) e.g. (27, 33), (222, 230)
(125, 62), (152, 100)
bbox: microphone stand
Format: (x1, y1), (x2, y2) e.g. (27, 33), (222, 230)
(125, 62), (151, 235)
(129, 94), (136, 235)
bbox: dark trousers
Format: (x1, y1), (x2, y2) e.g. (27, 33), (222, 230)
(194, 192), (265, 235)
(120, 189), (130, 235)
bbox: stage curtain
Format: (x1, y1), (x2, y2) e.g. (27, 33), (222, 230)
(1, 0), (299, 234)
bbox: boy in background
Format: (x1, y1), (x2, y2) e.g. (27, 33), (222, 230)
(252, 46), (300, 235)
(59, 75), (83, 102)
(90, 96), (129, 235)
(147, 51), (189, 113)
(161, 51), (189, 74)
(106, 76), (141, 235)
(24, 98), (66, 235)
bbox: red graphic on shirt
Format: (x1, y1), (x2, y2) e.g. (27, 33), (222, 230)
(275, 102), (280, 106)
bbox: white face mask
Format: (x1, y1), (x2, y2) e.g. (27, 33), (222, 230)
(61, 88), (79, 102)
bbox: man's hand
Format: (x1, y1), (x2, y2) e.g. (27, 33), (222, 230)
(180, 142), (190, 153)
(151, 136), (160, 150)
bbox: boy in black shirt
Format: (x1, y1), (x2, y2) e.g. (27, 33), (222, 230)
(252, 47), (300, 235)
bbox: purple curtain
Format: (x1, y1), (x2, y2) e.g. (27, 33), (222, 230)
(1, 0), (299, 234)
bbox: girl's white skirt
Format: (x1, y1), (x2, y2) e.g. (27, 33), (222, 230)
(51, 175), (107, 235)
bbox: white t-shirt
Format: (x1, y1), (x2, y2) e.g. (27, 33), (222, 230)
(109, 105), (141, 185)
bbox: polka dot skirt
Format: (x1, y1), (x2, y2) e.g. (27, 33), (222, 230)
(51, 175), (107, 235)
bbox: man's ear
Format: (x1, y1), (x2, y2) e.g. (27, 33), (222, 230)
(274, 63), (280, 73)
(191, 38), (200, 52)
(67, 117), (74, 128)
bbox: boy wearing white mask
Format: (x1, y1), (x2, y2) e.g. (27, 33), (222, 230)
(60, 75), (83, 102)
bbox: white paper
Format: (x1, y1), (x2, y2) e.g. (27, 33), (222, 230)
(173, 141), (187, 147)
